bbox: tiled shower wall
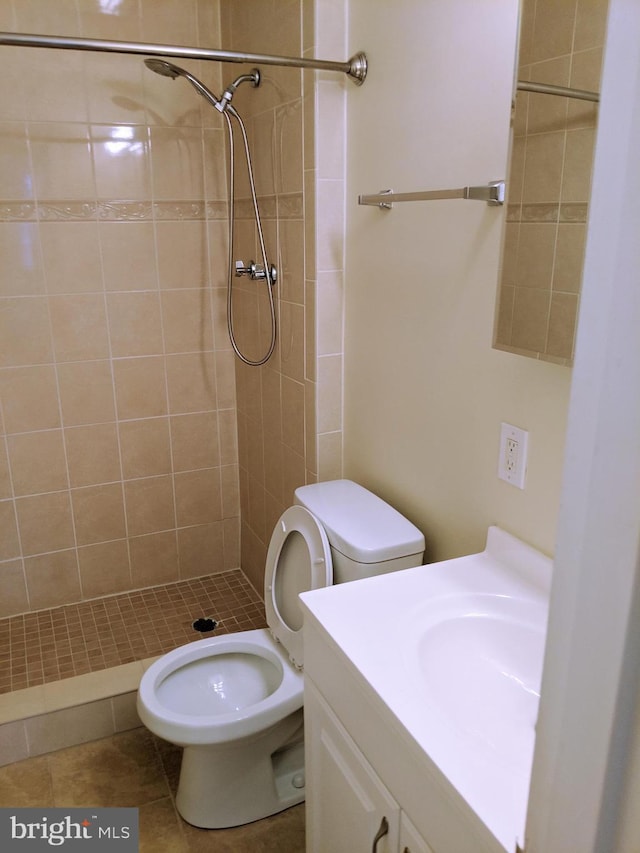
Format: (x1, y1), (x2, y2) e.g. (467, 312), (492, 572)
(494, 0), (608, 363)
(220, 0), (346, 591)
(0, 0), (241, 617)
(0, 0), (347, 615)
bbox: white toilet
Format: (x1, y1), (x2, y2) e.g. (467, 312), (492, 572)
(136, 479), (425, 828)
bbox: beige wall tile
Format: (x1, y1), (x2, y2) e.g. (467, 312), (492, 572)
(40, 222), (102, 294)
(177, 521), (225, 578)
(100, 222), (158, 292)
(77, 539), (131, 598)
(0, 559), (28, 618)
(165, 352), (217, 413)
(0, 133), (34, 200)
(119, 418), (172, 479)
(547, 292), (579, 360)
(29, 122), (94, 200)
(0, 501), (20, 561)
(523, 132), (565, 203)
(57, 360), (116, 427)
(16, 492), (75, 556)
(0, 442), (11, 500)
(170, 412), (219, 472)
(279, 301), (305, 382)
(7, 431), (69, 496)
(129, 530), (179, 587)
(0, 298), (53, 367)
(531, 0), (578, 63)
(561, 128), (596, 202)
(65, 424), (121, 488)
(553, 223), (586, 293)
(91, 125), (151, 200)
(156, 221), (210, 290)
(161, 289), (214, 353)
(71, 483), (127, 546)
(174, 468), (222, 527)
(107, 291), (164, 358)
(124, 475), (175, 537)
(516, 223), (557, 289)
(0, 224), (45, 295)
(150, 127), (205, 200)
(218, 409), (238, 465)
(511, 287), (552, 353)
(113, 357), (168, 420)
(0, 366), (61, 434)
(49, 294), (110, 362)
(317, 355), (342, 434)
(24, 549), (81, 610)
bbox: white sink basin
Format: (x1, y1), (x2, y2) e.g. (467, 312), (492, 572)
(300, 526), (552, 852)
(408, 593), (546, 767)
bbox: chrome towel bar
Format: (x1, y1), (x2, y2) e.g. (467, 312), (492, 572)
(358, 180), (505, 209)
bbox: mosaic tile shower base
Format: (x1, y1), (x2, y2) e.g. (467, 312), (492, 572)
(0, 571), (266, 695)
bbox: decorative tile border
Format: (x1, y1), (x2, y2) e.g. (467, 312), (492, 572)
(0, 199), (230, 223)
(0, 196), (304, 222)
(506, 201), (589, 224)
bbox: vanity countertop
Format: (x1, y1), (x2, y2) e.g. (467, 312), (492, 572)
(300, 526), (552, 853)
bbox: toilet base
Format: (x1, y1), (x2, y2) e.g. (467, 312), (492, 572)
(175, 710), (305, 828)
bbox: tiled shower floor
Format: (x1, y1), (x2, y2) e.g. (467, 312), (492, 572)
(0, 571), (266, 696)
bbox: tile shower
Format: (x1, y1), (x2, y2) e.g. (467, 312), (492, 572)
(0, 0), (347, 669)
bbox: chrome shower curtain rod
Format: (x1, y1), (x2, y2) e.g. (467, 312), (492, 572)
(0, 31), (368, 85)
(517, 79), (599, 102)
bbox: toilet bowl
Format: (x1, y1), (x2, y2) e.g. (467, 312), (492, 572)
(137, 480), (425, 829)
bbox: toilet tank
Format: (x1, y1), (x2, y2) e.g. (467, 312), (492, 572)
(294, 479), (425, 584)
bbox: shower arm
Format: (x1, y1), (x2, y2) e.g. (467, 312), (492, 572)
(0, 31), (368, 85)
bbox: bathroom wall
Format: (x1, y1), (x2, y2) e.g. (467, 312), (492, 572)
(344, 0), (573, 560)
(0, 0), (241, 617)
(219, 0), (347, 590)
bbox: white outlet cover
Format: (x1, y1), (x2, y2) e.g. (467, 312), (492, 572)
(498, 422), (528, 489)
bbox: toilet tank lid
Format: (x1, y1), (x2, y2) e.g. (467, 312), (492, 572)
(294, 480), (425, 564)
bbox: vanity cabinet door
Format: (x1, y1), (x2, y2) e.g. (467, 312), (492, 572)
(400, 812), (434, 853)
(305, 680), (400, 853)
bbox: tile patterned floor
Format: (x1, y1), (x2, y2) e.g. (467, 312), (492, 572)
(0, 571), (267, 695)
(0, 728), (305, 852)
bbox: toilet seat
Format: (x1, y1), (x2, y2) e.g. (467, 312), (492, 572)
(265, 505), (332, 667)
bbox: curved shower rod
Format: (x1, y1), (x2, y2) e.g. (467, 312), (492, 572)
(0, 31), (368, 85)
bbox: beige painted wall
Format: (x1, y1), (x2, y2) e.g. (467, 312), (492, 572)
(344, 0), (573, 561)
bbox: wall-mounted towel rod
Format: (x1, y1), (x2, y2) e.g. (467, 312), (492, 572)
(0, 31), (368, 85)
(517, 79), (599, 103)
(358, 181), (505, 210)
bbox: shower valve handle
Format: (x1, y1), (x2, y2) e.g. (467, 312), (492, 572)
(235, 260), (277, 285)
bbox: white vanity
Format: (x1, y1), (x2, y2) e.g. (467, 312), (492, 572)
(300, 527), (552, 853)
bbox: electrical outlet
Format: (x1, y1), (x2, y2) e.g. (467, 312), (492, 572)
(498, 422), (528, 489)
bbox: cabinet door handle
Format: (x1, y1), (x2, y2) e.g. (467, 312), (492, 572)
(371, 816), (389, 852)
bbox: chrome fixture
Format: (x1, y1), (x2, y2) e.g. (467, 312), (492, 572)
(215, 70), (261, 112)
(358, 181), (505, 210)
(0, 31), (368, 85)
(145, 59), (277, 366)
(517, 79), (599, 103)
(235, 260), (277, 284)
(144, 58), (221, 108)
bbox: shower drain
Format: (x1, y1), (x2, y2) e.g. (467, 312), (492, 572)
(192, 617), (218, 633)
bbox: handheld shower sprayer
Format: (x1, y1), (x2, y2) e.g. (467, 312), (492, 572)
(144, 58), (222, 109)
(143, 57), (276, 366)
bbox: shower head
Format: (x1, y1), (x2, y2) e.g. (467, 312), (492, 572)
(144, 57), (222, 109)
(144, 58), (182, 78)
